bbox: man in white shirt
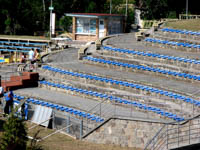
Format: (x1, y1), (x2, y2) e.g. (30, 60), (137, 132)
(0, 86), (3, 97)
(28, 49), (34, 61)
(28, 49), (35, 70)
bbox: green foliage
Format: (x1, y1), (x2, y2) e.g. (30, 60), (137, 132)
(168, 11), (177, 19)
(0, 0), (135, 34)
(135, 0), (200, 20)
(59, 16), (72, 31)
(140, 0), (168, 20)
(0, 114), (28, 150)
(4, 17), (11, 26)
(86, 1), (96, 13)
(126, 9), (135, 32)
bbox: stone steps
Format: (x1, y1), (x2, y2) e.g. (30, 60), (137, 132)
(105, 33), (199, 60)
(38, 67), (200, 119)
(97, 48), (200, 72)
(144, 39), (200, 53)
(82, 55), (200, 84)
(156, 29), (200, 43)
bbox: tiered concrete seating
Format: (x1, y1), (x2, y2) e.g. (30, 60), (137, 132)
(0, 59), (5, 63)
(40, 80), (184, 121)
(0, 48), (29, 53)
(0, 40), (48, 53)
(162, 28), (200, 36)
(13, 94), (104, 122)
(0, 41), (48, 46)
(83, 56), (200, 82)
(103, 46), (200, 65)
(42, 66), (200, 108)
(145, 38), (200, 49)
(0, 45), (41, 50)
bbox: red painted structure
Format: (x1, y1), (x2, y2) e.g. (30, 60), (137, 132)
(1, 72), (39, 92)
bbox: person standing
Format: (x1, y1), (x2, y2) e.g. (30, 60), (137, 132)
(28, 49), (34, 62)
(0, 86), (4, 105)
(34, 48), (41, 63)
(0, 86), (3, 98)
(4, 88), (14, 115)
(20, 53), (26, 63)
(28, 49), (34, 70)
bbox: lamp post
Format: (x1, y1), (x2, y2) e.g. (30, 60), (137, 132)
(110, 0), (112, 14)
(186, 0), (188, 19)
(49, 0), (53, 39)
(125, 0), (128, 17)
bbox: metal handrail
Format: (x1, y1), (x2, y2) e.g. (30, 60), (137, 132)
(144, 116), (200, 150)
(144, 123), (167, 150)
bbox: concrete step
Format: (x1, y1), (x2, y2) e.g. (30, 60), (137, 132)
(97, 48), (200, 73)
(38, 68), (199, 119)
(14, 87), (168, 122)
(105, 33), (199, 60)
(82, 55), (200, 84)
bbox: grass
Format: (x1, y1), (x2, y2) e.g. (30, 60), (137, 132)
(164, 19), (200, 31)
(0, 117), (141, 150)
(27, 122), (139, 150)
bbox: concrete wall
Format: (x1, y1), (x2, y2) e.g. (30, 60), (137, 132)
(75, 34), (97, 42)
(85, 119), (164, 148)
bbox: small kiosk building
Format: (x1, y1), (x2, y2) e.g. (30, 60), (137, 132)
(65, 13), (125, 41)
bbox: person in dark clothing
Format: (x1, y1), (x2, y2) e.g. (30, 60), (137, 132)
(0, 87), (4, 105)
(4, 89), (14, 115)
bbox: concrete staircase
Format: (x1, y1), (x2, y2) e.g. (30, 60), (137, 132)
(1, 72), (39, 91)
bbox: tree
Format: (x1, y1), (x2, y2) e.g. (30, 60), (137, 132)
(59, 16), (72, 31)
(86, 1), (96, 13)
(135, 0), (168, 20)
(0, 114), (28, 150)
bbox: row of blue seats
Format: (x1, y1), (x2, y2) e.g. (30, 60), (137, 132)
(0, 41), (48, 46)
(103, 46), (200, 64)
(0, 48), (29, 53)
(13, 94), (104, 122)
(0, 45), (41, 50)
(83, 56), (200, 81)
(42, 65), (200, 108)
(40, 80), (184, 122)
(162, 28), (200, 36)
(145, 38), (200, 49)
(0, 60), (5, 63)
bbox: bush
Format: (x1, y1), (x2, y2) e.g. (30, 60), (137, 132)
(0, 114), (28, 150)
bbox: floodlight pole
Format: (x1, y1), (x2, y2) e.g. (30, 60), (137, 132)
(125, 0), (128, 17)
(186, 0), (188, 19)
(110, 0), (112, 14)
(50, 0), (53, 39)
